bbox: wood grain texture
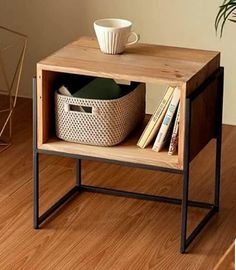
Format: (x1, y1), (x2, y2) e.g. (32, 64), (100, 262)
(0, 97), (236, 270)
(39, 115), (180, 170)
(38, 36), (220, 86)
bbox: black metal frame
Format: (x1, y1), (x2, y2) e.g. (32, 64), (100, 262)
(33, 67), (224, 253)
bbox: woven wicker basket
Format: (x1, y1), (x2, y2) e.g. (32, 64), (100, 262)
(55, 83), (145, 146)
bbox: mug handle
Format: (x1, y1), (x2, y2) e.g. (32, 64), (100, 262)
(126, 31), (140, 46)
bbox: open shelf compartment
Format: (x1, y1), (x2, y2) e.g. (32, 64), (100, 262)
(36, 70), (182, 170)
(36, 37), (220, 171)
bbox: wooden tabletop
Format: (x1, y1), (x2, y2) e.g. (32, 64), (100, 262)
(38, 36), (220, 86)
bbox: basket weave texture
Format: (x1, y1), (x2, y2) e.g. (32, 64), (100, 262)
(55, 83), (145, 146)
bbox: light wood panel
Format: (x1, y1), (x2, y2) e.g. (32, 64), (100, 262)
(38, 36), (220, 87)
(37, 70), (60, 145)
(0, 97), (236, 270)
(39, 138), (180, 170)
(178, 84), (187, 166)
(38, 115), (180, 170)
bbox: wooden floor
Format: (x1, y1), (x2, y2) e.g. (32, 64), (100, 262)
(0, 97), (235, 270)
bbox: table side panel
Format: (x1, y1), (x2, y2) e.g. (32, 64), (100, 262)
(189, 77), (218, 161)
(186, 54), (220, 96)
(37, 68), (60, 146)
(183, 55), (220, 164)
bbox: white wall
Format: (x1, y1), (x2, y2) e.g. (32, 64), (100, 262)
(0, 0), (235, 125)
(81, 0), (236, 125)
(0, 0), (87, 98)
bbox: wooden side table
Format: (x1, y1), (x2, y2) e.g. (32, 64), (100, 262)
(33, 37), (224, 253)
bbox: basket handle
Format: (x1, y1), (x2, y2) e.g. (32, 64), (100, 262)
(64, 103), (99, 115)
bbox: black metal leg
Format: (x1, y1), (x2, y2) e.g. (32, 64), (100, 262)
(214, 69), (224, 211)
(76, 159), (81, 187)
(32, 77), (80, 228)
(180, 68), (224, 253)
(180, 169), (190, 253)
(33, 158), (81, 228)
(33, 151), (39, 229)
(33, 77), (39, 229)
(33, 159), (80, 228)
(214, 130), (222, 212)
(180, 98), (191, 253)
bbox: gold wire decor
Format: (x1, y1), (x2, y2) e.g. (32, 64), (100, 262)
(0, 26), (27, 153)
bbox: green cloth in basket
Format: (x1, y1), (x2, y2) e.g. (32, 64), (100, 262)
(73, 78), (127, 100)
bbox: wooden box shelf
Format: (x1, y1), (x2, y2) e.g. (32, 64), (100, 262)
(34, 36), (223, 253)
(36, 37), (220, 170)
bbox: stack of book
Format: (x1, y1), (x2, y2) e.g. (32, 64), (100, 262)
(137, 86), (180, 155)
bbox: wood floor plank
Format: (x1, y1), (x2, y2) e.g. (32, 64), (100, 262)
(0, 97), (235, 269)
(213, 241), (235, 270)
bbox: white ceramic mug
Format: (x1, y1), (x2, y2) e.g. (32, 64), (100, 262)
(94, 18), (140, 55)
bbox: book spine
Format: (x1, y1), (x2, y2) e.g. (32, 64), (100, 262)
(152, 87), (180, 152)
(168, 104), (180, 155)
(137, 87), (174, 148)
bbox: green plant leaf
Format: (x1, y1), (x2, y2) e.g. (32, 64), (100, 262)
(215, 1), (236, 36)
(220, 6), (236, 36)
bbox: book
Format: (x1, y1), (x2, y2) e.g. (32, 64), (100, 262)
(152, 87), (180, 152)
(162, 107), (178, 149)
(137, 86), (175, 148)
(168, 104), (180, 155)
